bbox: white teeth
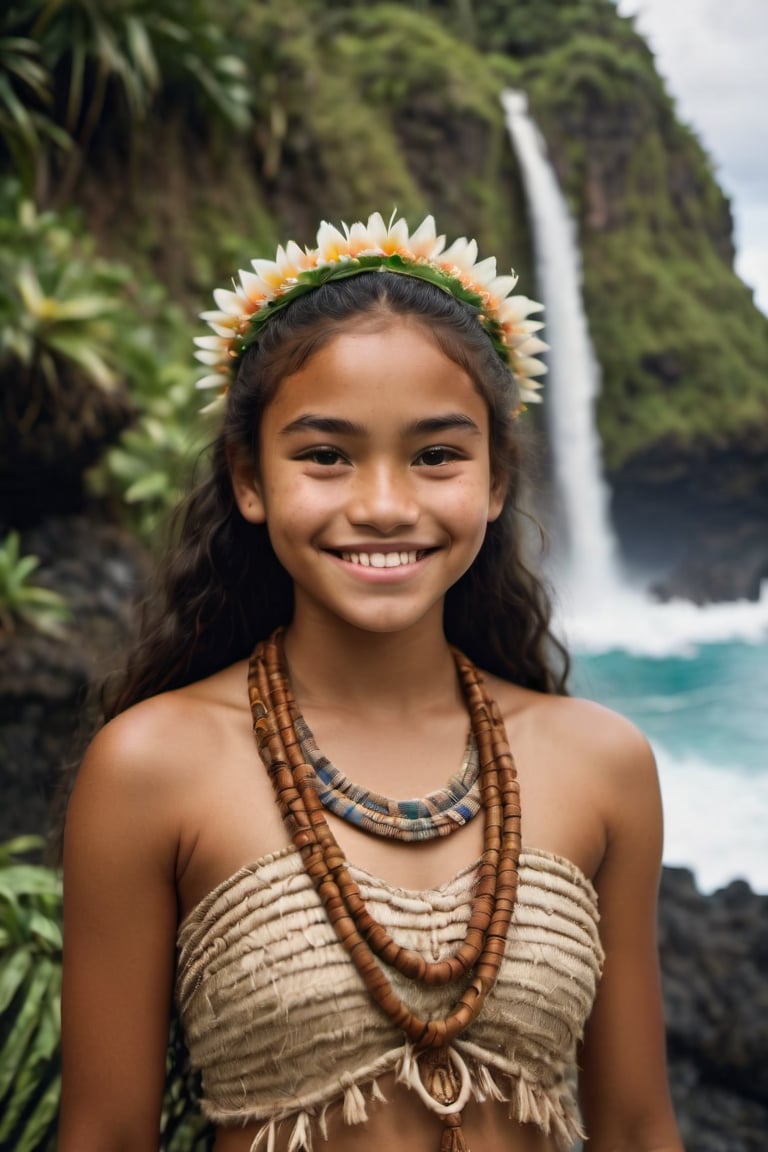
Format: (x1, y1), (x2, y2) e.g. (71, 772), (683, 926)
(340, 550), (420, 567)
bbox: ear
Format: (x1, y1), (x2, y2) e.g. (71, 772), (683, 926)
(487, 473), (507, 523)
(228, 446), (267, 525)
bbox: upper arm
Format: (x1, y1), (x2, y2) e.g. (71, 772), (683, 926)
(59, 710), (181, 1152)
(578, 720), (683, 1151)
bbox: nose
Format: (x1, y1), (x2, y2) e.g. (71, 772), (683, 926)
(347, 460), (419, 532)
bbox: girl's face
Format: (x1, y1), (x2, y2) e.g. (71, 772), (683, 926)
(232, 318), (505, 639)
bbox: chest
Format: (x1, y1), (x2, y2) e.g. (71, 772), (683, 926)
(176, 691), (605, 920)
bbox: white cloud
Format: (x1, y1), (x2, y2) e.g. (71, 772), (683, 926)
(616, 0), (768, 312)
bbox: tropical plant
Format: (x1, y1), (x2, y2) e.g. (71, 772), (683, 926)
(30, 0), (160, 159)
(0, 837), (212, 1151)
(0, 243), (128, 395)
(0, 180), (136, 511)
(87, 285), (208, 545)
(0, 176), (213, 534)
(146, 0), (252, 133)
(0, 180), (132, 384)
(25, 0), (251, 182)
(97, 369), (208, 543)
(0, 532), (70, 635)
(0, 14), (70, 194)
(162, 1015), (213, 1151)
(0, 836), (62, 1152)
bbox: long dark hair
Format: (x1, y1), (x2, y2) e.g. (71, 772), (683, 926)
(104, 271), (568, 719)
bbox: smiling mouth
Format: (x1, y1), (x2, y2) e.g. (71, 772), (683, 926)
(335, 550), (429, 568)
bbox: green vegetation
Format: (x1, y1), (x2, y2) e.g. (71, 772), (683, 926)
(0, 178), (205, 527)
(1, 0), (767, 1140)
(0, 837), (61, 1152)
(0, 532), (69, 636)
(1, 0), (762, 494)
(0, 839), (212, 1150)
(584, 233), (768, 468)
(519, 25), (768, 467)
(0, 182), (131, 395)
(92, 292), (208, 541)
(1, 0), (252, 194)
(0, 24), (69, 193)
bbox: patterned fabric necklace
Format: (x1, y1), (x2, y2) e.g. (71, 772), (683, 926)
(295, 713), (481, 841)
(248, 628), (522, 1152)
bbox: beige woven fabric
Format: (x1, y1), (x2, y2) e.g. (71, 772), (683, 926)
(176, 847), (604, 1151)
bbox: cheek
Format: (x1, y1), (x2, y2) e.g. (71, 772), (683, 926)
(449, 474), (497, 523)
(263, 478), (329, 538)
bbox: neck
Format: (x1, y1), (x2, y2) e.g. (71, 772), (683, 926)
(282, 615), (460, 716)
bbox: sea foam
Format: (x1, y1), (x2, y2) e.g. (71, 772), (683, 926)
(559, 582), (768, 658)
(655, 742), (768, 894)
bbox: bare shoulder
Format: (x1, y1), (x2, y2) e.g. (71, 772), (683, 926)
(482, 672), (661, 878)
(487, 672), (655, 779)
(78, 661), (249, 787)
(69, 661), (252, 859)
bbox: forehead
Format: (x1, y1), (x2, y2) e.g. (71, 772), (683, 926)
(265, 319), (490, 431)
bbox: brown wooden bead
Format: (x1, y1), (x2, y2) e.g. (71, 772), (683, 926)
(248, 628), (522, 1072)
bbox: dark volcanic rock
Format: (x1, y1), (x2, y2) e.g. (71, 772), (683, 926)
(652, 527), (768, 605)
(609, 434), (768, 604)
(659, 867), (768, 1149)
(0, 514), (148, 844)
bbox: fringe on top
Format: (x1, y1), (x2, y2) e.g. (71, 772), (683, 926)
(176, 847), (604, 1151)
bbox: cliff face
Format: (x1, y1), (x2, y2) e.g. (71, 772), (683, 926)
(73, 0), (767, 602)
(516, 15), (768, 599)
(1, 4), (766, 1143)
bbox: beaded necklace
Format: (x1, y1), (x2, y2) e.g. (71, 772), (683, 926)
(248, 629), (522, 1152)
(295, 713), (482, 840)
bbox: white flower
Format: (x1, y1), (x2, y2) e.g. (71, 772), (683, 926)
(212, 287), (247, 316)
(516, 335), (548, 358)
(361, 212), (389, 251)
(408, 215), (445, 260)
(468, 256), (497, 287)
(193, 334), (229, 366)
(486, 273), (519, 303)
(439, 236), (478, 272)
(316, 220), (352, 264)
(196, 371), (229, 393)
(381, 213), (410, 253)
(516, 355), (548, 378)
(196, 211), (548, 414)
(519, 380), (544, 404)
(199, 310), (241, 338)
(344, 221), (379, 256)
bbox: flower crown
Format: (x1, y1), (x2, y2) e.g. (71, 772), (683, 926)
(195, 212), (547, 412)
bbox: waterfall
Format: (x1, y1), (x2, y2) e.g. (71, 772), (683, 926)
(501, 90), (622, 608)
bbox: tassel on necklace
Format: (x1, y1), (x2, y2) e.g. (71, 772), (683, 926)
(440, 1112), (469, 1152)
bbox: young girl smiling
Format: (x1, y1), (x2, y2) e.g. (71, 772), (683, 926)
(59, 213), (683, 1152)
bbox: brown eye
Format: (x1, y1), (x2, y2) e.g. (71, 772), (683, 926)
(300, 448), (345, 466)
(417, 447), (457, 466)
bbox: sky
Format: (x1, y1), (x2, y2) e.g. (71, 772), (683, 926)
(616, 0), (768, 314)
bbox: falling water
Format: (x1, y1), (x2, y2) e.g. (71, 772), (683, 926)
(499, 99), (768, 898)
(501, 90), (622, 607)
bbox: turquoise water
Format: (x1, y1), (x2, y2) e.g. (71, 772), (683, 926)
(571, 640), (768, 893)
(573, 641), (768, 772)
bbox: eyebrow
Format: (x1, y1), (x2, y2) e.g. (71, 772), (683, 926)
(409, 414), (481, 436)
(280, 413), (481, 437)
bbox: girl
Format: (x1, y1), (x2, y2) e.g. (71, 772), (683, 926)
(59, 213), (683, 1152)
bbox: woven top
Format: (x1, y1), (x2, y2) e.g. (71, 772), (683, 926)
(175, 846), (604, 1150)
